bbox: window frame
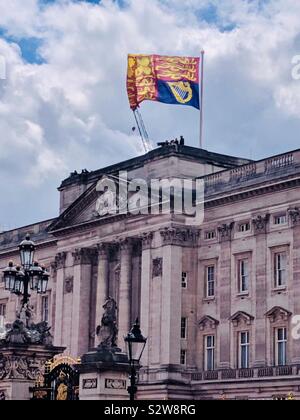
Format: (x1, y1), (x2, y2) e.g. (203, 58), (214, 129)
(275, 327), (287, 366)
(181, 272), (188, 289)
(274, 252), (287, 288)
(204, 335), (215, 371)
(238, 331), (250, 369)
(238, 258), (249, 294)
(180, 349), (186, 365)
(238, 222), (251, 233)
(41, 295), (49, 323)
(205, 230), (216, 240)
(181, 317), (187, 339)
(206, 265), (215, 298)
(274, 214), (287, 226)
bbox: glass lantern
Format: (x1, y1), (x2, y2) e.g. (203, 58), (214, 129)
(3, 262), (17, 291)
(14, 267), (25, 295)
(28, 262), (43, 290)
(124, 318), (147, 366)
(19, 234), (35, 270)
(37, 267), (49, 294)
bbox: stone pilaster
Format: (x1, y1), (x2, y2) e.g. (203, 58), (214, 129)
(117, 239), (133, 350)
(159, 229), (184, 366)
(53, 252), (66, 347)
(140, 232), (153, 366)
(94, 243), (110, 347)
(71, 248), (96, 357)
(289, 208), (300, 363)
(156, 227), (200, 367)
(253, 218), (268, 367)
(218, 223), (234, 368)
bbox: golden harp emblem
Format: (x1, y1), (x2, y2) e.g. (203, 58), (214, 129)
(167, 81), (193, 104)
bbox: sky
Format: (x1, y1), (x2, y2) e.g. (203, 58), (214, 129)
(1, 0), (300, 229)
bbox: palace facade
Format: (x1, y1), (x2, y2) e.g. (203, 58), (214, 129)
(1, 142), (300, 400)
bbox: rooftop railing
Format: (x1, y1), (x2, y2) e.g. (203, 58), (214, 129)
(204, 150), (298, 190)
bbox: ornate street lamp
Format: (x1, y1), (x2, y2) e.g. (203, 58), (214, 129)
(124, 318), (147, 401)
(2, 234), (49, 306)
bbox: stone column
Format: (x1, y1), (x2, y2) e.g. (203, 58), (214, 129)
(117, 239), (132, 350)
(218, 223), (234, 369)
(71, 248), (97, 358)
(53, 252), (66, 347)
(94, 243), (109, 347)
(252, 214), (269, 367)
(140, 232), (153, 366)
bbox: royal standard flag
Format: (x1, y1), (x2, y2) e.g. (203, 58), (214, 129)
(127, 54), (200, 110)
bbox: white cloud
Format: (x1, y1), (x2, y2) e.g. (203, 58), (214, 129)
(1, 0), (300, 227)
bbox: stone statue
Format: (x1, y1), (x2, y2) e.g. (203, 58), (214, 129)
(0, 305), (53, 347)
(96, 297), (119, 351)
(17, 303), (35, 328)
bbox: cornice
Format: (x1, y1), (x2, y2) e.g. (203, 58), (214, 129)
(205, 176), (300, 209)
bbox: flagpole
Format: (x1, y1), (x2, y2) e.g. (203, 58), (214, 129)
(199, 50), (205, 149)
(133, 109), (147, 153)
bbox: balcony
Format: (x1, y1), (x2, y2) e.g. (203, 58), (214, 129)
(191, 365), (300, 382)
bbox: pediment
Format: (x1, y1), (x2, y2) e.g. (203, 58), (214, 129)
(198, 315), (219, 331)
(229, 311), (254, 326)
(48, 176), (121, 233)
(265, 306), (292, 322)
(48, 174), (150, 233)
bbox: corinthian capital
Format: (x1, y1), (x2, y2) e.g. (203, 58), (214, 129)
(141, 232), (153, 249)
(288, 207), (300, 226)
(118, 238), (133, 252)
(54, 252), (66, 270)
(160, 227), (200, 246)
(97, 243), (110, 258)
(218, 222), (234, 242)
(252, 214), (270, 235)
(72, 248), (97, 265)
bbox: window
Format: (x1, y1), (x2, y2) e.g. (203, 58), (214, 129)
(206, 266), (215, 298)
(204, 335), (215, 371)
(181, 272), (187, 289)
(41, 296), (49, 323)
(275, 327), (287, 366)
(180, 349), (186, 365)
(239, 332), (250, 369)
(181, 317), (187, 339)
(274, 253), (287, 288)
(205, 230), (216, 240)
(0, 303), (6, 318)
(238, 222), (250, 233)
(238, 259), (249, 293)
(274, 214), (287, 225)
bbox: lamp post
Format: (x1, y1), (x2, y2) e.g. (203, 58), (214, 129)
(2, 234), (49, 308)
(124, 318), (147, 401)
